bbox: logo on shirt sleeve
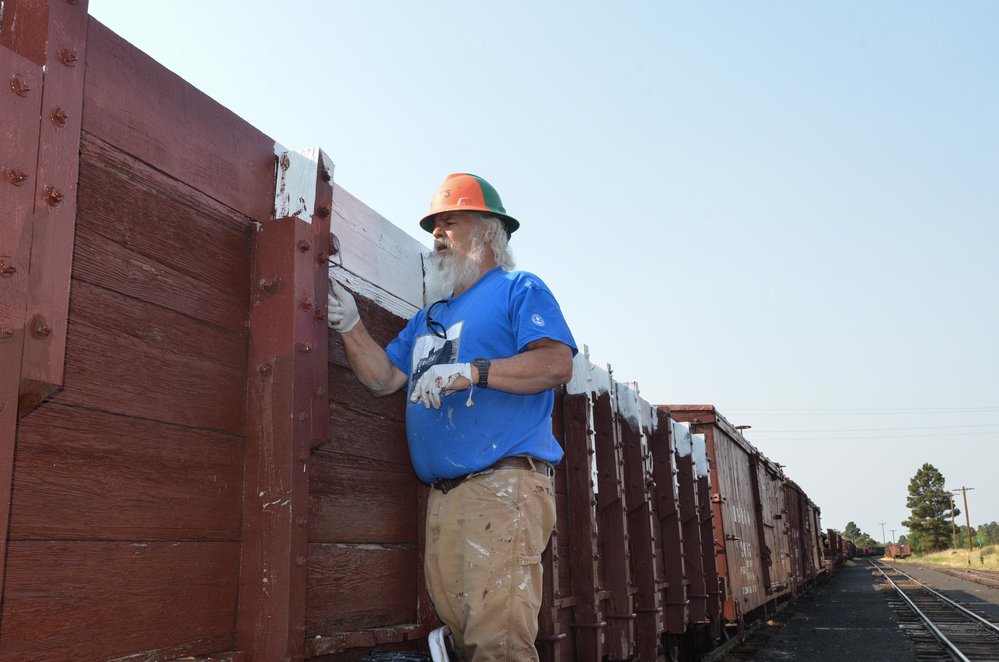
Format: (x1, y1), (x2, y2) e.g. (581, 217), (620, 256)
(531, 313), (545, 327)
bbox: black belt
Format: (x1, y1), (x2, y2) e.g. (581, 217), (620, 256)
(431, 456), (553, 494)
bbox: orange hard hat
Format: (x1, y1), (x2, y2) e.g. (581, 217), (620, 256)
(419, 173), (520, 235)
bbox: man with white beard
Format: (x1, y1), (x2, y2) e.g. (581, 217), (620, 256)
(328, 173), (576, 661)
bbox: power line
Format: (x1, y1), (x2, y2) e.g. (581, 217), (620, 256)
(725, 407), (999, 412)
(749, 423), (999, 435)
(751, 430), (998, 442)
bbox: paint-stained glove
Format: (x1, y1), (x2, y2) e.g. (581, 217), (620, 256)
(410, 363), (472, 409)
(327, 278), (360, 333)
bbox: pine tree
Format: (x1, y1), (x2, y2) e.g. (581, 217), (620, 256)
(902, 463), (957, 552)
(842, 521), (862, 542)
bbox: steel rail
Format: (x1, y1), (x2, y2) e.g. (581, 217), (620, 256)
(870, 561), (971, 662)
(885, 563), (999, 637)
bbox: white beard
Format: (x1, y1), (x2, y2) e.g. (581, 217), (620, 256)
(425, 238), (488, 301)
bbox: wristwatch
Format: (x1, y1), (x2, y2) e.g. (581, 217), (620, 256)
(473, 358), (490, 388)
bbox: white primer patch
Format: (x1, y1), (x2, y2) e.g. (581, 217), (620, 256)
(273, 145), (328, 222)
(692, 433), (709, 478)
(672, 420), (693, 457)
(617, 382), (642, 430)
(467, 540), (490, 557)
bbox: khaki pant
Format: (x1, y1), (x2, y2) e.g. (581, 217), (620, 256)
(425, 466), (557, 662)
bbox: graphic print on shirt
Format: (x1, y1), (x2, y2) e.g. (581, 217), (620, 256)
(409, 321), (464, 400)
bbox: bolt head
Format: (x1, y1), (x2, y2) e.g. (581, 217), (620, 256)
(57, 49), (79, 66)
(10, 75), (31, 96)
(50, 107), (69, 127)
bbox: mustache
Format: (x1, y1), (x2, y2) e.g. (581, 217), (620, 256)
(434, 238), (452, 251)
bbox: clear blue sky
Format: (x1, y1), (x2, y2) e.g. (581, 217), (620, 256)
(89, 1), (998, 544)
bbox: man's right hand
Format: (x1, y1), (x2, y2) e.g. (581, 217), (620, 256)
(328, 278), (360, 333)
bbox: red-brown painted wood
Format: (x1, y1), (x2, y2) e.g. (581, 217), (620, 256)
(72, 134), (252, 333)
(82, 19), (275, 223)
(592, 391), (634, 661)
(239, 150), (332, 659)
(9, 403), (242, 541)
(650, 408), (687, 635)
(560, 393), (602, 661)
(18, 0), (90, 413)
(325, 398), (409, 463)
(619, 415), (661, 661)
(674, 450), (706, 625)
(1, 540), (239, 661)
(697, 469), (723, 638)
(0, 41), (44, 620)
(309, 450), (417, 544)
(49, 279), (247, 434)
(0, 0), (49, 65)
(306, 544), (419, 635)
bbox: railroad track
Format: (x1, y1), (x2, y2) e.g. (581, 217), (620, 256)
(903, 563), (999, 591)
(871, 560), (999, 661)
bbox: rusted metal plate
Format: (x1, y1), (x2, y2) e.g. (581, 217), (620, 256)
(18, 0), (89, 414)
(0, 40), (44, 619)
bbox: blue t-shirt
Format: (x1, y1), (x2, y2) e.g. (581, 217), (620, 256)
(386, 267), (577, 483)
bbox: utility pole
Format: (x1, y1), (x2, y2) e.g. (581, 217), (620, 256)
(890, 529), (896, 545)
(950, 492), (958, 549)
(961, 486), (975, 558)
(880, 522), (887, 546)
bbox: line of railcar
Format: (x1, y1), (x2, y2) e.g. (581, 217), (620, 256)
(0, 4), (830, 660)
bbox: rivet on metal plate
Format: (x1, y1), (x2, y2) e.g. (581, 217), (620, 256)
(298, 239), (312, 253)
(317, 206), (331, 219)
(321, 169), (331, 183)
(0, 263), (16, 277)
(258, 362), (273, 376)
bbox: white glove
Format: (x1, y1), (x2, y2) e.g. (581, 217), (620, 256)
(410, 363), (472, 409)
(327, 278), (360, 333)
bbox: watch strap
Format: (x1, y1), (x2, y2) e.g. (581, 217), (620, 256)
(473, 358), (490, 388)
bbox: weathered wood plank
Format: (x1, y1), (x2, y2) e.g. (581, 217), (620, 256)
(592, 389), (634, 660)
(324, 400), (409, 464)
(9, 403), (242, 541)
(82, 19), (275, 222)
(306, 543), (419, 634)
(50, 279), (246, 434)
(617, 386), (661, 661)
(309, 451), (417, 544)
(328, 364), (406, 423)
(559, 392), (602, 661)
(331, 183), (426, 311)
(72, 134), (251, 332)
(651, 407), (687, 635)
(0, 540), (239, 662)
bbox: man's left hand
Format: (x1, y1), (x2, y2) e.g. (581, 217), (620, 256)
(410, 363), (472, 409)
